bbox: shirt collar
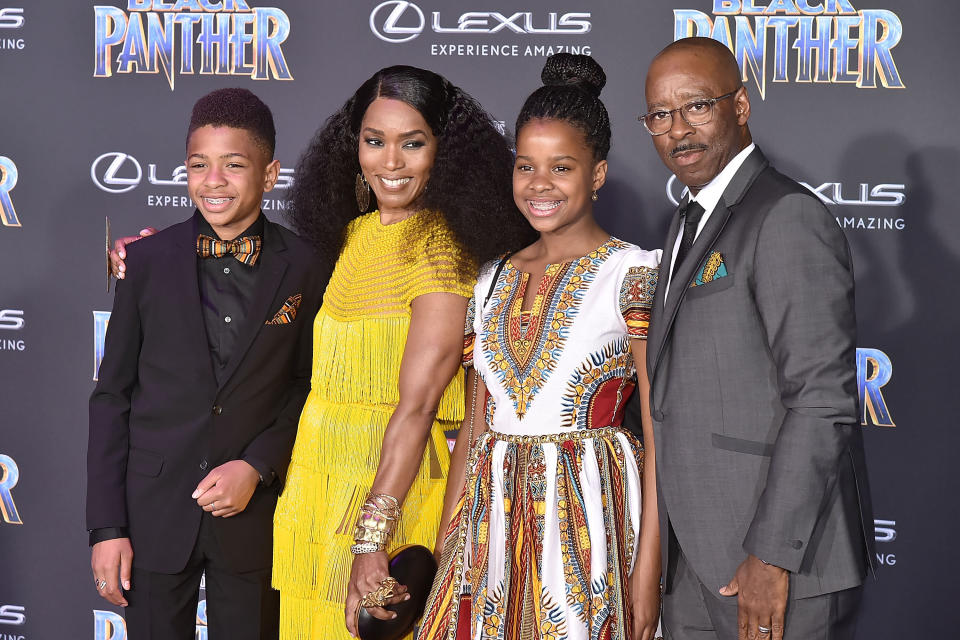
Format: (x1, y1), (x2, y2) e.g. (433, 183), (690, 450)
(196, 210), (265, 240)
(687, 142), (756, 212)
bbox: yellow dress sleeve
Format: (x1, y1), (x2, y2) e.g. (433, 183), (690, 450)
(406, 213), (476, 303)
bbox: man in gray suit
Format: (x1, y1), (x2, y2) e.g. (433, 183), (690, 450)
(637, 38), (873, 640)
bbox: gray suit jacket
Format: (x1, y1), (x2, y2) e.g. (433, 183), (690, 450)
(646, 147), (873, 600)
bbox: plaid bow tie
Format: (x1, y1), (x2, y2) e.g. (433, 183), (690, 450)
(196, 234), (262, 265)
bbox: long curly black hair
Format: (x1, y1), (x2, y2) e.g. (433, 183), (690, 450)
(288, 65), (536, 274)
(516, 53), (611, 161)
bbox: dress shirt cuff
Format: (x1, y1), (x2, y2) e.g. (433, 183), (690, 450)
(89, 527), (129, 546)
(243, 456), (276, 488)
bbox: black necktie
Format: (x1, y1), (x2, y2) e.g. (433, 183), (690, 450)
(671, 200), (705, 281)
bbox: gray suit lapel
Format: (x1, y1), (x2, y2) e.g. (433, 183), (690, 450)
(649, 147), (769, 381)
(720, 146), (769, 210)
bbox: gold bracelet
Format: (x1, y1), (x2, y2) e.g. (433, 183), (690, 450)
(353, 492), (402, 546)
(362, 494), (401, 519)
(353, 526), (389, 545)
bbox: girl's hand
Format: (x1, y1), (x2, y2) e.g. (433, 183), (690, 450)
(631, 568), (662, 640)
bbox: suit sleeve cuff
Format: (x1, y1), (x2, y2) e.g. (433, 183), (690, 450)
(89, 527), (129, 546)
(243, 456), (276, 488)
(743, 529), (804, 573)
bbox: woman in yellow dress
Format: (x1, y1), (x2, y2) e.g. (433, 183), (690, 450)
(275, 66), (535, 639)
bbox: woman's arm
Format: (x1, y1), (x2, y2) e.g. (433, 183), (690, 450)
(630, 338), (662, 640)
(432, 367), (488, 559)
(344, 290), (468, 636)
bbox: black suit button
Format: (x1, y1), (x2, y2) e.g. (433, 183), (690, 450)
(199, 459), (209, 471)
(790, 539), (804, 549)
(653, 409), (664, 422)
(212, 405), (222, 415)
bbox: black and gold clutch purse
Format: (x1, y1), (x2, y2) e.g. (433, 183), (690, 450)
(358, 545), (439, 640)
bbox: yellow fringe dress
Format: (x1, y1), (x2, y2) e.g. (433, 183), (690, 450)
(273, 210), (475, 640)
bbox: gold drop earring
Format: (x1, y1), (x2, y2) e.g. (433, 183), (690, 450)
(355, 173), (371, 212)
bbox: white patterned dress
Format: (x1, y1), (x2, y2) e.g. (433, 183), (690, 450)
(419, 238), (661, 640)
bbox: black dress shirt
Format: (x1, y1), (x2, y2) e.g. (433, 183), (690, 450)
(196, 214), (264, 371)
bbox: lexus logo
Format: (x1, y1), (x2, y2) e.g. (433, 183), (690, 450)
(666, 174), (690, 207)
(91, 152), (142, 194)
(370, 1), (425, 43)
(665, 173), (905, 208)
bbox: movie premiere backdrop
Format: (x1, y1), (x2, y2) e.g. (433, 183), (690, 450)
(0, 0), (957, 637)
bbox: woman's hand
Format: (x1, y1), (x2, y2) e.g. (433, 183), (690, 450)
(344, 551), (409, 638)
(630, 567), (662, 640)
(110, 227), (156, 279)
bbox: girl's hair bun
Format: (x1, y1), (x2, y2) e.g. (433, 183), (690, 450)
(540, 52), (606, 98)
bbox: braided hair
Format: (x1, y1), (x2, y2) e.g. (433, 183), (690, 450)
(288, 65), (535, 274)
(516, 53), (611, 161)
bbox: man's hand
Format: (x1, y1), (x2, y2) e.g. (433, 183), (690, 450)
(192, 460), (259, 517)
(91, 538), (133, 607)
(720, 554), (789, 640)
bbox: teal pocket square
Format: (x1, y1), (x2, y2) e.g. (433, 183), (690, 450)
(691, 251), (728, 287)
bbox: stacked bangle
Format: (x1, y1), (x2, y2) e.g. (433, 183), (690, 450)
(350, 542), (383, 555)
(351, 492), (401, 555)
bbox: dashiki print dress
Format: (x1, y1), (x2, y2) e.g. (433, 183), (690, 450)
(418, 238), (661, 640)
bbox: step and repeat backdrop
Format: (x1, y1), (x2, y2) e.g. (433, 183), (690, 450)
(1, 1), (958, 637)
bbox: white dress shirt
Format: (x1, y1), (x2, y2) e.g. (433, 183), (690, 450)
(664, 143), (756, 301)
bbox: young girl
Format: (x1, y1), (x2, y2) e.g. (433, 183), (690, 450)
(419, 53), (663, 640)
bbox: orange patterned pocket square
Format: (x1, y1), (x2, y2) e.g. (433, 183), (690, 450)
(266, 294), (301, 325)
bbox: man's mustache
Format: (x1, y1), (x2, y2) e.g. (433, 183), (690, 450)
(670, 143), (708, 157)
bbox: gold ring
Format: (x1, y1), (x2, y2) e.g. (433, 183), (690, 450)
(359, 576), (399, 609)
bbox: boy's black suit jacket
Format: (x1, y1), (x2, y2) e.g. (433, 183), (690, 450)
(87, 211), (327, 574)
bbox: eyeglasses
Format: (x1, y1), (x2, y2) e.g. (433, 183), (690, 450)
(638, 89), (740, 135)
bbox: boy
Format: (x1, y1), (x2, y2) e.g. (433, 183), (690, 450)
(87, 88), (326, 639)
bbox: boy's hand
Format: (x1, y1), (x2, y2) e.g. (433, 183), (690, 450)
(91, 537), (133, 607)
(192, 460), (260, 518)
